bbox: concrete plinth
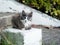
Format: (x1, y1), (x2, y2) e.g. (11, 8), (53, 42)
(2, 28), (42, 45)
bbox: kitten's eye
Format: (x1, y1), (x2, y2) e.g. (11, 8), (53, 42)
(27, 17), (32, 21)
(28, 15), (32, 17)
(23, 16), (26, 19)
(21, 16), (26, 20)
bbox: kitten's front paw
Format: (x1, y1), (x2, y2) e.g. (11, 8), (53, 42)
(25, 27), (31, 30)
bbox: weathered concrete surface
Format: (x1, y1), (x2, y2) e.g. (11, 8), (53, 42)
(2, 28), (42, 45)
(0, 13), (18, 30)
(0, 18), (6, 29)
(0, 13), (16, 44)
(42, 28), (60, 45)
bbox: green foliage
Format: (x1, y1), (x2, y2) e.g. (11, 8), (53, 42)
(1, 32), (24, 45)
(18, 0), (60, 20)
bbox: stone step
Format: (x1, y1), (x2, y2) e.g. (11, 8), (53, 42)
(0, 13), (18, 31)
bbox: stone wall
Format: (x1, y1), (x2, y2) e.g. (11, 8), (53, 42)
(0, 13), (18, 31)
(0, 13), (18, 44)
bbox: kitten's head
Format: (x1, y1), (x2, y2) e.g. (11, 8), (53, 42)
(21, 10), (33, 30)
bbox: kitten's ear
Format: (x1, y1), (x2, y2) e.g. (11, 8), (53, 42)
(28, 12), (33, 17)
(22, 10), (26, 16)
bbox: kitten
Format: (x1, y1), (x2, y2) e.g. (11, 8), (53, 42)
(12, 10), (32, 30)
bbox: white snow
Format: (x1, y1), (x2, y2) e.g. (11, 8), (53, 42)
(0, 0), (60, 27)
(4, 28), (42, 45)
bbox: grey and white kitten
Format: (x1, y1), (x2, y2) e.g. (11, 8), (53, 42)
(12, 10), (33, 30)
